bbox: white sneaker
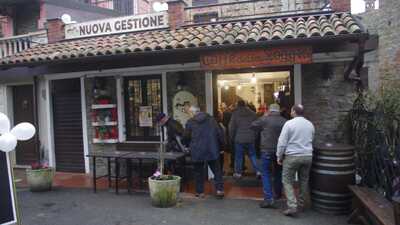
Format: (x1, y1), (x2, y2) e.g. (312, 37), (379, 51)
(233, 173), (242, 179)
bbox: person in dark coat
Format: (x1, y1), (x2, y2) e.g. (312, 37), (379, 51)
(183, 106), (225, 198)
(229, 100), (261, 179)
(251, 103), (287, 208)
(156, 113), (185, 152)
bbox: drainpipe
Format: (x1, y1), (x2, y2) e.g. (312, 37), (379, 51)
(33, 75), (41, 163)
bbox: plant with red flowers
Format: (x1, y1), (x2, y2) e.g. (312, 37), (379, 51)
(30, 162), (49, 170)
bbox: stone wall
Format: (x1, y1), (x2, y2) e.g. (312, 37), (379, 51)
(302, 63), (355, 144)
(187, 0), (327, 22)
(359, 0), (400, 90)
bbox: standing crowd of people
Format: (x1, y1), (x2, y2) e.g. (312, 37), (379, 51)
(157, 101), (315, 217)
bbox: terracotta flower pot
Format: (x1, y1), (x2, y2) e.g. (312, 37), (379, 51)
(148, 175), (181, 208)
(26, 168), (54, 192)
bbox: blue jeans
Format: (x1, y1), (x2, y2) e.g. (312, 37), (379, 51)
(234, 143), (260, 174)
(261, 153), (283, 201)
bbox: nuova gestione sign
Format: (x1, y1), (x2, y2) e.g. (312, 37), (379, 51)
(65, 12), (169, 39)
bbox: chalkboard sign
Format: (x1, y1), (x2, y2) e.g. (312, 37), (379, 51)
(0, 152), (17, 225)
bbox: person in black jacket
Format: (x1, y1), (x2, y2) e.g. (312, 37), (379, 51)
(183, 106), (225, 199)
(156, 113), (185, 152)
(229, 100), (261, 179)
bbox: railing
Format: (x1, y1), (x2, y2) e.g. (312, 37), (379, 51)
(350, 91), (400, 200)
(0, 30), (47, 59)
(184, 0), (329, 24)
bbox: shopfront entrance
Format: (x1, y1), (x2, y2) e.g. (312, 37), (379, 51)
(187, 68), (293, 198)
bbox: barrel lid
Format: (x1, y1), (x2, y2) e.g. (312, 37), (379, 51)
(314, 142), (354, 151)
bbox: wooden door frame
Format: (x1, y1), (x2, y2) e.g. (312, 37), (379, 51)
(8, 83), (38, 168)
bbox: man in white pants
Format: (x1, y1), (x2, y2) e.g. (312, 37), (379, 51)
(276, 104), (315, 217)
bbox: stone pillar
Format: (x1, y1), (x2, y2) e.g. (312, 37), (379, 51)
(45, 18), (65, 44)
(167, 0), (187, 30)
(330, 0), (351, 12)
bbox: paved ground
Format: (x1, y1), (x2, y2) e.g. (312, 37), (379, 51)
(17, 188), (347, 225)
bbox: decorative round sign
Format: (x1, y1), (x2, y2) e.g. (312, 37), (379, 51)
(172, 90), (198, 127)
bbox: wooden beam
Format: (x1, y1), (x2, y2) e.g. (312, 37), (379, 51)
(312, 51), (356, 63)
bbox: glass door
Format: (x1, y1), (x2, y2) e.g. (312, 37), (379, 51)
(124, 75), (162, 141)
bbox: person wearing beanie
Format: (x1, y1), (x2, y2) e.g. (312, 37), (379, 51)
(156, 113), (184, 152)
(251, 103), (287, 208)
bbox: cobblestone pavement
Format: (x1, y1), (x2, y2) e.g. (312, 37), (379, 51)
(17, 188), (347, 225)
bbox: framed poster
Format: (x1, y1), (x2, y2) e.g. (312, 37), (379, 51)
(139, 106), (153, 127)
(0, 152), (17, 225)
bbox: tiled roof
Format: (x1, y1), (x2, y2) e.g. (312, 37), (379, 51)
(1, 12), (365, 66)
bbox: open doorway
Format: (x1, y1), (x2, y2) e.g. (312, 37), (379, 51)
(215, 70), (293, 185)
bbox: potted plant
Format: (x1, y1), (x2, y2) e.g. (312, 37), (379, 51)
(148, 125), (181, 208)
(26, 146), (54, 192)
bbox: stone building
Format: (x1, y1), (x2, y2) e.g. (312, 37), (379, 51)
(0, 0), (370, 180)
(359, 0), (400, 90)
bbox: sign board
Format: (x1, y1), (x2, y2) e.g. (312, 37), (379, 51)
(65, 12), (169, 39)
(139, 106), (153, 127)
(200, 46), (313, 70)
(0, 152), (17, 225)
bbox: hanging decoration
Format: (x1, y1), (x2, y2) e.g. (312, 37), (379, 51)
(0, 112), (36, 153)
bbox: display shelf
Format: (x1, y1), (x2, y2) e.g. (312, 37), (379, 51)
(92, 138), (118, 144)
(91, 104), (117, 109)
(92, 121), (118, 126)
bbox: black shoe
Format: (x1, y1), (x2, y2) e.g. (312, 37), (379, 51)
(259, 200), (275, 208)
(195, 193), (205, 198)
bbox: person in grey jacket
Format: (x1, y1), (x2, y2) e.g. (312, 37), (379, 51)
(277, 104), (315, 216)
(251, 103), (287, 208)
(229, 100), (261, 178)
(183, 106), (225, 198)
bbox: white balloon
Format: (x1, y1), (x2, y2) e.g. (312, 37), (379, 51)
(0, 113), (10, 134)
(10, 122), (36, 141)
(0, 133), (17, 152)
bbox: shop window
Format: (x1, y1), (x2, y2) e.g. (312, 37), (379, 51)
(124, 75), (162, 141)
(192, 0), (218, 6)
(193, 12), (218, 23)
(166, 71), (206, 128)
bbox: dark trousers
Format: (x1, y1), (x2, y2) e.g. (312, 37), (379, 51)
(193, 159), (224, 194)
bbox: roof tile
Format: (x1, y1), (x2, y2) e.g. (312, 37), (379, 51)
(0, 12), (366, 66)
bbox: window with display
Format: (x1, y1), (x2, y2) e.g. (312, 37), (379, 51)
(124, 75), (162, 141)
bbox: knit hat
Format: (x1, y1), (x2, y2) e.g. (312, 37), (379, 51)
(156, 113), (169, 126)
(269, 103), (280, 112)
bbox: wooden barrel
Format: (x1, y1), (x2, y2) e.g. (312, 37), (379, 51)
(311, 143), (355, 215)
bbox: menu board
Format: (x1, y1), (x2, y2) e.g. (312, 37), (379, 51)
(0, 152), (17, 225)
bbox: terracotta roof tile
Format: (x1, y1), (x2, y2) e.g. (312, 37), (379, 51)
(0, 12), (366, 66)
